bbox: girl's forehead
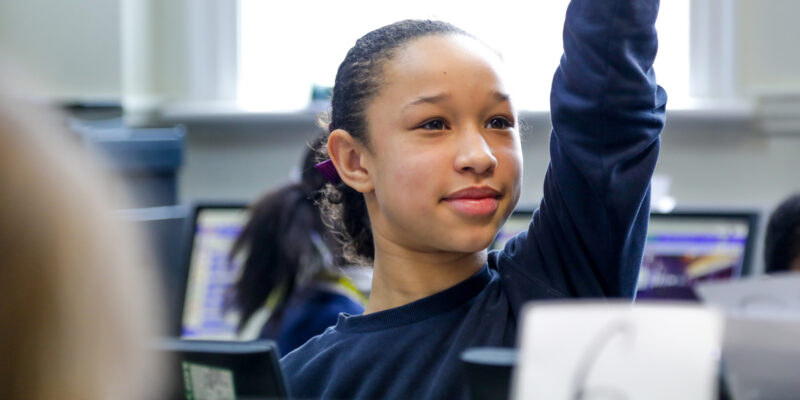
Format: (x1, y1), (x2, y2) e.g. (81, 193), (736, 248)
(390, 35), (503, 75)
(379, 35), (511, 99)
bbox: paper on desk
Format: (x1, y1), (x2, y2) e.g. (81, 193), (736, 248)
(511, 302), (723, 400)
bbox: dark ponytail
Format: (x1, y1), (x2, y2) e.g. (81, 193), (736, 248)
(228, 137), (340, 332)
(318, 19), (471, 265)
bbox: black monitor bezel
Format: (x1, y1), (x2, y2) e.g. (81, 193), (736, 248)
(153, 338), (288, 399)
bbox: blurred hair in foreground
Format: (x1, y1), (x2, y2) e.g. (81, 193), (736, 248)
(0, 62), (164, 400)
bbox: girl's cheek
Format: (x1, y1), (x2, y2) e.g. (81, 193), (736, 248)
(391, 159), (436, 196)
(498, 145), (523, 169)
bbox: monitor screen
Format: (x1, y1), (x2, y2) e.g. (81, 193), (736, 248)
(637, 213), (755, 294)
(181, 206), (249, 340)
(491, 209), (757, 297)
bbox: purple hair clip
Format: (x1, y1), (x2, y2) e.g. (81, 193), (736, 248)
(315, 159), (341, 184)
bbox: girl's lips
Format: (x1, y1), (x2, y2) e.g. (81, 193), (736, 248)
(444, 197), (499, 216)
(442, 186), (502, 216)
(444, 186), (501, 199)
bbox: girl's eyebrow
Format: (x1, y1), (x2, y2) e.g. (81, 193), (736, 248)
(403, 90), (510, 110)
(403, 93), (452, 110)
(492, 91), (510, 103)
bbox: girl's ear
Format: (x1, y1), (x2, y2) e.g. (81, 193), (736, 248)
(328, 129), (374, 193)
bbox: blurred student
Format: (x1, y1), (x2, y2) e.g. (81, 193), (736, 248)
(0, 69), (162, 400)
(226, 138), (366, 356)
(764, 193), (800, 274)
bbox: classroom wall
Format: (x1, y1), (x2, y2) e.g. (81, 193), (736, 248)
(737, 0), (800, 94)
(0, 0), (120, 101)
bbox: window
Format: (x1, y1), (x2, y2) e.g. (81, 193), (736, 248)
(238, 1), (690, 112)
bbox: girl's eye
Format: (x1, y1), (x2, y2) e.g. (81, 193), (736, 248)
(487, 117), (514, 130)
(420, 118), (448, 130)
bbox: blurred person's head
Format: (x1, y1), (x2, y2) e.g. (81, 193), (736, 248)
(227, 136), (346, 332)
(0, 67), (162, 399)
(764, 193), (800, 274)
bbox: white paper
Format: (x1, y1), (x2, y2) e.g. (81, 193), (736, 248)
(512, 302), (723, 400)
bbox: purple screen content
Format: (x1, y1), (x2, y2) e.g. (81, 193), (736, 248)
(492, 213), (750, 296)
(636, 217), (749, 293)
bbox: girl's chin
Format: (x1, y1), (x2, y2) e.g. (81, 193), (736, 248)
(451, 236), (496, 254)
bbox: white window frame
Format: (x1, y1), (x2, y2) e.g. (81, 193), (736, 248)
(164, 0), (770, 123)
(185, 0), (239, 103)
(689, 0), (739, 99)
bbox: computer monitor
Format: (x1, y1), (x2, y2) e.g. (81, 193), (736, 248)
(153, 338), (288, 400)
(637, 211), (759, 295)
(491, 208), (759, 298)
(179, 203), (249, 340)
(116, 205), (190, 333)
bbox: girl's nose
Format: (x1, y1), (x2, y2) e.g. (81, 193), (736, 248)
(453, 129), (497, 176)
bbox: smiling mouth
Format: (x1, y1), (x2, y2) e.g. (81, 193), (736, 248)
(442, 187), (501, 216)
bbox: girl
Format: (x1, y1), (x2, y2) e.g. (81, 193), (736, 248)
(283, 0), (667, 399)
(226, 138), (366, 355)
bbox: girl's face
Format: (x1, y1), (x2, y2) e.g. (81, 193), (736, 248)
(361, 34), (523, 255)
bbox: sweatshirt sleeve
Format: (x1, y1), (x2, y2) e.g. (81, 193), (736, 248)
(496, 0), (668, 306)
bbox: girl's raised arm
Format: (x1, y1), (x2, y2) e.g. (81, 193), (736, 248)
(497, 0), (667, 301)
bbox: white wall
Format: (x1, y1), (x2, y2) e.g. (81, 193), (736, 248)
(3, 0), (800, 100)
(0, 0), (120, 101)
(0, 0), (227, 109)
(737, 0), (800, 94)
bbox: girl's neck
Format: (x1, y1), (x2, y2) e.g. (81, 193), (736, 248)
(364, 242), (487, 314)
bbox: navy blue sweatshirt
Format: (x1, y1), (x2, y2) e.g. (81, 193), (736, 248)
(281, 0), (667, 398)
(264, 287), (364, 357)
